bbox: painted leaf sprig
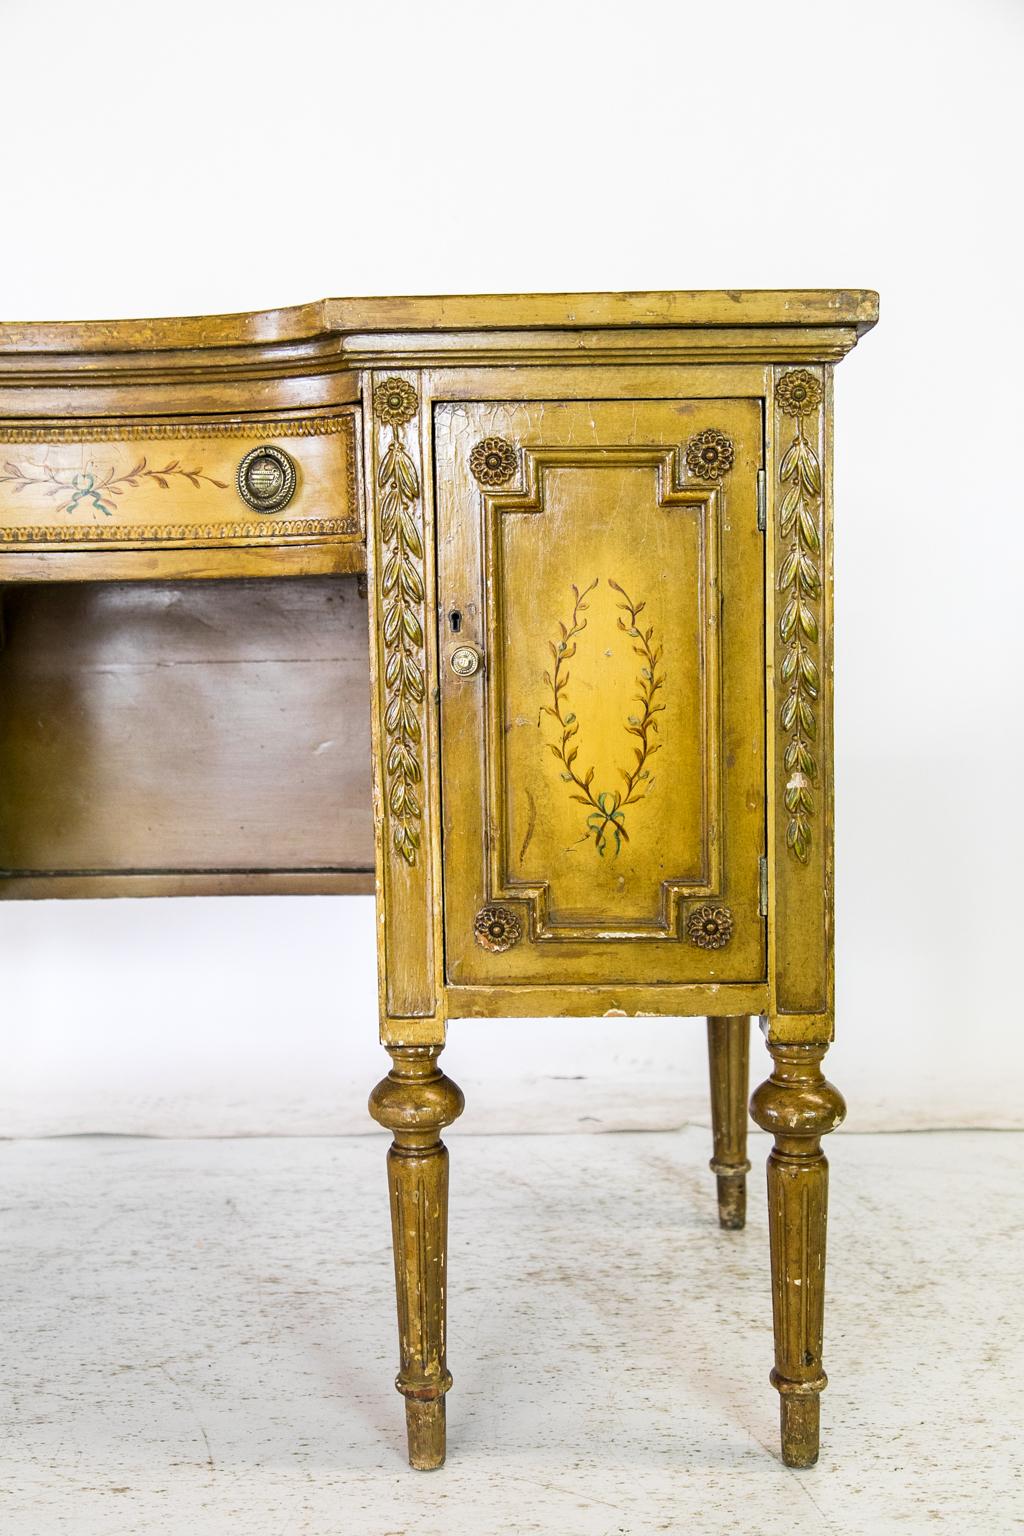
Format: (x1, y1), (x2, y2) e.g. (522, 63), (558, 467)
(609, 578), (664, 812)
(377, 426), (425, 865)
(542, 579), (664, 857)
(0, 456), (228, 516)
(776, 380), (823, 863)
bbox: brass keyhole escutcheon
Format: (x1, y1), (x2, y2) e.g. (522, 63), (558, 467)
(237, 444), (297, 513)
(449, 645), (482, 678)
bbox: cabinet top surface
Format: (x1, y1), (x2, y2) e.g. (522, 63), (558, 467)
(0, 289), (878, 354)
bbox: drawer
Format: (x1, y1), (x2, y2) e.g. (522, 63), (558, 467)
(0, 410), (361, 549)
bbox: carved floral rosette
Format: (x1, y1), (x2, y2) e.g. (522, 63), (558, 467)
(469, 436), (518, 486)
(684, 427), (734, 481)
(473, 904), (523, 953)
(374, 376), (426, 867)
(686, 904), (734, 950)
(774, 368), (825, 864)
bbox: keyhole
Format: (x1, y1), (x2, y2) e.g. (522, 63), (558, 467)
(449, 610), (463, 633)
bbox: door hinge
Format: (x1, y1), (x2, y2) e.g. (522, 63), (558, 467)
(758, 856), (769, 917)
(756, 468), (767, 532)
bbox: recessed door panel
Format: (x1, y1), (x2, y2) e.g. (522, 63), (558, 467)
(437, 399), (765, 987)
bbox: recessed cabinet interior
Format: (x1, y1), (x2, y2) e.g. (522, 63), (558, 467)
(0, 290), (877, 1478)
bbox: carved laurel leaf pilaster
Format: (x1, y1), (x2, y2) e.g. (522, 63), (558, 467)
(374, 378), (425, 867)
(775, 369), (824, 863)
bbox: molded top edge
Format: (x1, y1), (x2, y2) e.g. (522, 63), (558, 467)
(0, 290), (879, 354)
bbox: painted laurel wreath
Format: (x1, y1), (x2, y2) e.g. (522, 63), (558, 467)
(541, 578), (664, 857)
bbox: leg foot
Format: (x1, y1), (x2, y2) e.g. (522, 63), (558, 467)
(777, 1383), (822, 1468)
(405, 1397), (447, 1471)
(369, 1044), (464, 1470)
(707, 1015), (751, 1229)
(750, 1040), (845, 1467)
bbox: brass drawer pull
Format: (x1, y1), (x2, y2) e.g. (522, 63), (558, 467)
(237, 444), (297, 513)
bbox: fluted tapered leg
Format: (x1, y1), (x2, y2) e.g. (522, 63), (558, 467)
(368, 1044), (465, 1469)
(750, 1040), (846, 1468)
(706, 1015), (751, 1228)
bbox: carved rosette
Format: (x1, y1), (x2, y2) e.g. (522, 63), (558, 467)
(374, 378), (419, 430)
(685, 427), (734, 481)
(374, 377), (426, 867)
(469, 436), (518, 486)
(473, 904), (523, 953)
(686, 904), (734, 950)
(775, 369), (824, 864)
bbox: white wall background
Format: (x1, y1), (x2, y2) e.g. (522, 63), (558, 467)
(1, 0), (1021, 1136)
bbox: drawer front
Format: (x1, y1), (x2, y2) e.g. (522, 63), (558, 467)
(437, 397), (767, 988)
(0, 411), (360, 548)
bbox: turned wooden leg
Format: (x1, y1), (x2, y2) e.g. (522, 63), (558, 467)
(706, 1015), (751, 1229)
(368, 1044), (465, 1470)
(750, 1040), (846, 1468)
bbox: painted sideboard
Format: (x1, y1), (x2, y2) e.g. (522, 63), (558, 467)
(0, 289), (878, 1470)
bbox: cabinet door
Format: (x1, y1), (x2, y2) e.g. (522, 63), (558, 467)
(436, 398), (765, 987)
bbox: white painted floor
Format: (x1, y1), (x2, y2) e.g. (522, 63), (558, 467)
(0, 1129), (1020, 1535)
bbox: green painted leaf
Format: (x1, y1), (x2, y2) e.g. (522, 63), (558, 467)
(779, 440), (801, 481)
(402, 608), (423, 645)
(798, 554), (821, 594)
(798, 505), (820, 552)
(399, 509), (422, 556)
(798, 602), (818, 642)
(800, 449), (822, 495)
(393, 445), (420, 499)
(778, 548), (800, 591)
(378, 443), (396, 487)
(800, 654), (820, 694)
(400, 563), (424, 602)
(780, 483), (801, 533)
(382, 601), (402, 643)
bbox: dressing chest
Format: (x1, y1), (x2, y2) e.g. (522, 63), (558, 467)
(0, 289), (878, 1470)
